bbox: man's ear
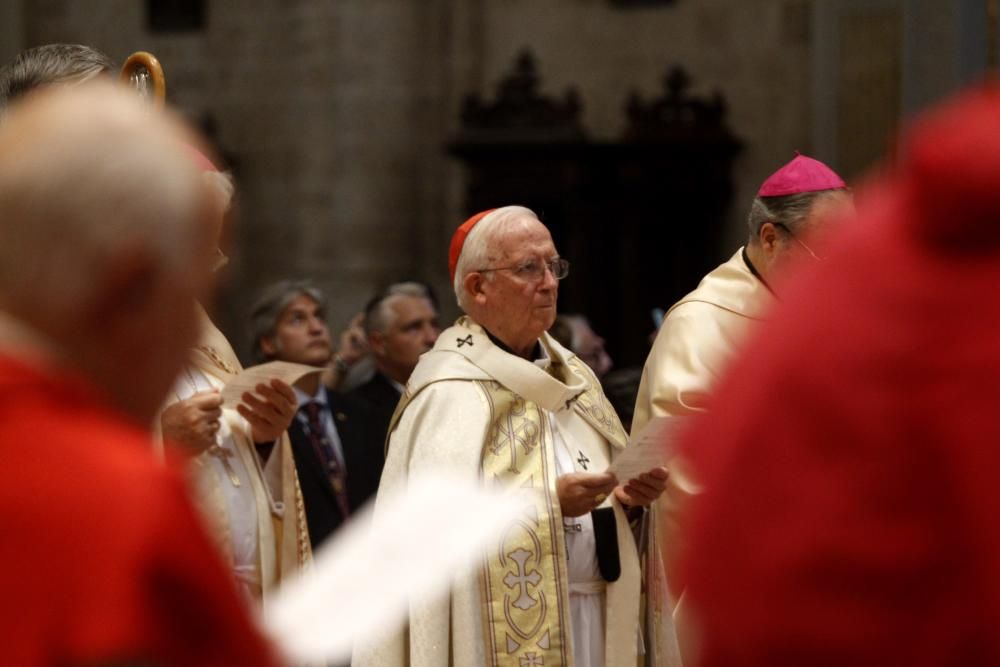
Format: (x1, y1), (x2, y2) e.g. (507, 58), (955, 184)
(259, 336), (278, 357)
(464, 272), (488, 305)
(759, 222), (780, 254)
(368, 331), (386, 357)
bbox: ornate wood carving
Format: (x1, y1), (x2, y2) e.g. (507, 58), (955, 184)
(449, 53), (742, 368)
(458, 50), (585, 142)
(624, 66), (737, 143)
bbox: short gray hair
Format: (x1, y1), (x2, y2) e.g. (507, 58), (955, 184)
(452, 206), (539, 311)
(0, 44), (114, 109)
(747, 189), (846, 241)
(365, 282), (433, 335)
(250, 279), (327, 363)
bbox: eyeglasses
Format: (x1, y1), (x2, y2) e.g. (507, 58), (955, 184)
(475, 257), (570, 282)
(773, 223), (823, 261)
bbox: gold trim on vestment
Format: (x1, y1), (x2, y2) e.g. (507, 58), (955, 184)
(564, 357), (627, 450)
(478, 380), (573, 667)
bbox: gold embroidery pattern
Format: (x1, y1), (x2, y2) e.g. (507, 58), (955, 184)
(196, 344), (239, 376)
(293, 472), (312, 568)
(478, 380), (571, 667)
(486, 393), (541, 473)
(565, 357), (627, 447)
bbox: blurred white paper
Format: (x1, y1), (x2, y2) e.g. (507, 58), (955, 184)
(220, 361), (324, 408)
(263, 474), (533, 664)
(606, 416), (680, 481)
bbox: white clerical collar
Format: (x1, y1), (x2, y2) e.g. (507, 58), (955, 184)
(389, 378), (405, 394)
(294, 382), (329, 408)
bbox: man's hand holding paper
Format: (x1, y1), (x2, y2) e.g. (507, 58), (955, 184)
(237, 379), (298, 444)
(614, 466), (669, 507)
(557, 471), (619, 517)
(220, 361), (325, 442)
(606, 416), (679, 507)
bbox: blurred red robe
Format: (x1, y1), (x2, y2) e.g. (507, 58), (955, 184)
(680, 87), (1000, 666)
(0, 352), (281, 666)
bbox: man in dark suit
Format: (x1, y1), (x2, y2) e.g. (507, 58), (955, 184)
(351, 283), (440, 448)
(251, 280), (383, 547)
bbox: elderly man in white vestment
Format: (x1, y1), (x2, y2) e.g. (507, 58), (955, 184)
(159, 157), (311, 605)
(632, 153), (853, 664)
(356, 206), (671, 667)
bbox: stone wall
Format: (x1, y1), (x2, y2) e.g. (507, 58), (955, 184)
(469, 0), (815, 247)
(0, 0), (987, 360)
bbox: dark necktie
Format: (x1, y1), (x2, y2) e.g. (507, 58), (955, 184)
(304, 401), (351, 519)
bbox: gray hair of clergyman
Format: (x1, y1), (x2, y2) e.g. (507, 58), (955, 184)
(746, 189), (846, 242)
(364, 282), (433, 336)
(452, 205), (539, 312)
(250, 279), (327, 364)
(0, 44), (114, 109)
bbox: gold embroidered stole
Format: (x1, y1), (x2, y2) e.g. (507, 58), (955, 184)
(478, 380), (572, 667)
(563, 356), (628, 450)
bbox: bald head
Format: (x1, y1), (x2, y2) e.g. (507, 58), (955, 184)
(0, 83), (211, 314)
(0, 83), (219, 422)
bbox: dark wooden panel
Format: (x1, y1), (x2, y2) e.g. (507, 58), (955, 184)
(146, 0), (205, 33)
(448, 52), (741, 367)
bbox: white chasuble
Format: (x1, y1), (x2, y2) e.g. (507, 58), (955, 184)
(161, 309), (311, 607)
(355, 317), (664, 667)
(632, 247), (775, 666)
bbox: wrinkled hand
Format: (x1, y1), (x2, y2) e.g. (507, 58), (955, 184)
(237, 379), (297, 444)
(337, 313), (368, 366)
(161, 390), (223, 455)
(614, 466), (669, 508)
(557, 471), (619, 518)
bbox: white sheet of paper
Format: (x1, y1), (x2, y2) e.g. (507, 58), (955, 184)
(263, 474), (533, 664)
(606, 416), (680, 481)
(219, 361), (324, 408)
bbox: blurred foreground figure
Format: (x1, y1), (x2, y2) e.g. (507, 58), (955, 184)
(682, 87), (1000, 666)
(632, 153), (851, 663)
(0, 85), (278, 665)
(2, 37), (310, 614)
(159, 158), (310, 604)
(356, 207), (669, 667)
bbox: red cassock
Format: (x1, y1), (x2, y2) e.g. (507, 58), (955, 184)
(680, 86), (1000, 666)
(0, 354), (281, 666)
